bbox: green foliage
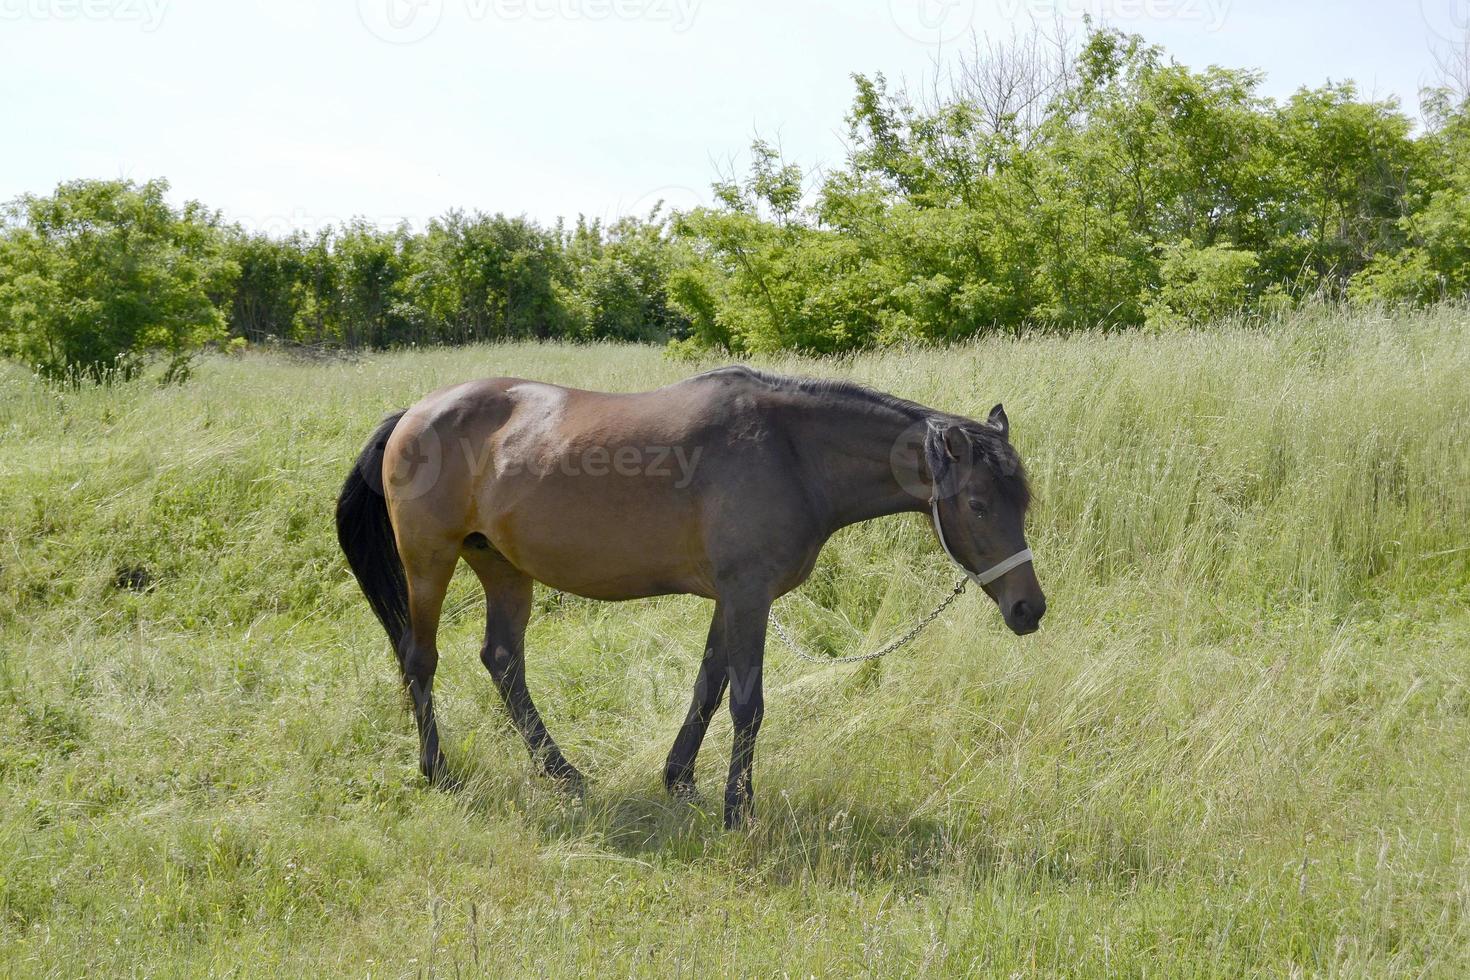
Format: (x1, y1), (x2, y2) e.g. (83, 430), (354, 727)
(224, 227), (310, 343)
(407, 211), (565, 343)
(219, 209), (691, 351)
(6, 28), (1470, 372)
(1143, 239), (1259, 330)
(0, 187), (695, 377)
(0, 179), (233, 381)
(670, 27), (1458, 352)
(1351, 89), (1470, 304)
(1271, 83), (1419, 289)
(1351, 247), (1442, 304)
(562, 210), (688, 343)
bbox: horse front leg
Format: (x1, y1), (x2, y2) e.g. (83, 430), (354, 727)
(720, 597), (769, 829)
(664, 607), (729, 800)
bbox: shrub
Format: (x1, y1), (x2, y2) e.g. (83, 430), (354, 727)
(0, 179), (234, 382)
(1143, 239), (1259, 330)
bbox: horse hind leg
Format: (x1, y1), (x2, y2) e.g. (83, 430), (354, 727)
(398, 537), (459, 785)
(462, 544), (583, 788)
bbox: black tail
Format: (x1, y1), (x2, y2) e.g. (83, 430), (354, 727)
(337, 411), (410, 654)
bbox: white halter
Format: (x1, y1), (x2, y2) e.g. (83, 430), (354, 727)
(930, 498), (1034, 587)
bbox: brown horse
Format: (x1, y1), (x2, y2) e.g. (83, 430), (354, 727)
(336, 366), (1044, 827)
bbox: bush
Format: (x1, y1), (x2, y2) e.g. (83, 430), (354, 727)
(0, 179), (233, 382)
(1143, 240), (1259, 330)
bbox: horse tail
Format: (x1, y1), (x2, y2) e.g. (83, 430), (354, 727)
(336, 410), (410, 654)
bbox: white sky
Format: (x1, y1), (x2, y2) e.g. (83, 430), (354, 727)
(2, 0), (1462, 233)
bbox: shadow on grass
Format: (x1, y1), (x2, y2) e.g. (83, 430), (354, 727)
(385, 707), (1189, 894)
(441, 752), (1019, 890)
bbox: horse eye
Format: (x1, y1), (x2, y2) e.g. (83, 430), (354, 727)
(967, 498), (986, 516)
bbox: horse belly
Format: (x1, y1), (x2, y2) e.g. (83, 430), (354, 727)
(482, 477), (711, 600)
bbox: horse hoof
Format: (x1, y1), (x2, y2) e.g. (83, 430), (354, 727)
(548, 765), (586, 797)
(427, 766), (462, 792)
(667, 780), (701, 805)
(724, 804), (755, 830)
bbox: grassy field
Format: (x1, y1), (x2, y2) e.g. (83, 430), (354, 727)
(2, 306), (1468, 976)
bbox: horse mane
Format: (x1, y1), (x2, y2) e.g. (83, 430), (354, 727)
(695, 365), (1032, 510)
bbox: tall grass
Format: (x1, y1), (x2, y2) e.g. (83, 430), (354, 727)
(1, 306), (1468, 975)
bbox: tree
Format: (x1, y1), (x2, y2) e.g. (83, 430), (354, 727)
(1271, 84), (1419, 292)
(0, 179), (234, 381)
(224, 230), (309, 342)
(562, 209), (691, 343)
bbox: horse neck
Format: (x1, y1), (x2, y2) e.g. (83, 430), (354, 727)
(791, 397), (931, 533)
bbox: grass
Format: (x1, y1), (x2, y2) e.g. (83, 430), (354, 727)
(1, 305), (1468, 976)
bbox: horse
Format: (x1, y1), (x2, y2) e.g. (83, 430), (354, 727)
(335, 366), (1044, 827)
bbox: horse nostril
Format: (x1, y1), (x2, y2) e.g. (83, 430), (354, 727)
(1011, 600), (1033, 625)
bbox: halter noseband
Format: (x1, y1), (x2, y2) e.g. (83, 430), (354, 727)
(930, 497), (1034, 588)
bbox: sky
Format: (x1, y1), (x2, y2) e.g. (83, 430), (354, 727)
(2, 0), (1464, 233)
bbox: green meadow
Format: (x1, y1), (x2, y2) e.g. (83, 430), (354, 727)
(2, 306), (1468, 976)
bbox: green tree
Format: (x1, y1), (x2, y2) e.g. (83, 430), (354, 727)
(668, 26), (1435, 352)
(1271, 83), (1419, 291)
(563, 208), (690, 342)
(331, 220), (416, 349)
(1142, 239), (1260, 329)
(224, 230), (309, 342)
(1352, 89), (1470, 303)
(0, 179), (234, 380)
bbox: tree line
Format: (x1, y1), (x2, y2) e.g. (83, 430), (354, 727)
(4, 26), (1470, 380)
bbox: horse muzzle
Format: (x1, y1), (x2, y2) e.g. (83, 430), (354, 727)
(1004, 595), (1046, 635)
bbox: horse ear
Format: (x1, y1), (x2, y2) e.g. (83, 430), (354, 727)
(988, 403), (1009, 439)
(924, 420), (966, 498)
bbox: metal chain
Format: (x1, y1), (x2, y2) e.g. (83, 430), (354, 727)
(768, 576), (970, 665)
